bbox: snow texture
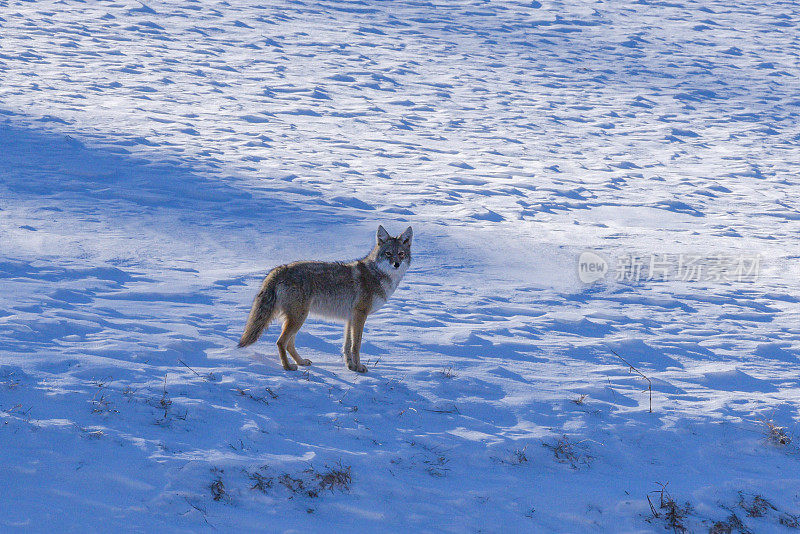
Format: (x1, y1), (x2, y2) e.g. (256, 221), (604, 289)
(1, 0), (799, 532)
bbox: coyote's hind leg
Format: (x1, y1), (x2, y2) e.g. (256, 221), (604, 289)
(287, 312), (311, 366)
(277, 311), (308, 371)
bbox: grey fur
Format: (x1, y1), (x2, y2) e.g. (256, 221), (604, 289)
(238, 225), (412, 372)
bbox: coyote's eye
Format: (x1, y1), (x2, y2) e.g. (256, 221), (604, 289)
(385, 251), (392, 258)
(398, 252), (405, 258)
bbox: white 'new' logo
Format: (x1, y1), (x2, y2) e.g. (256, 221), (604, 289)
(578, 251), (608, 283)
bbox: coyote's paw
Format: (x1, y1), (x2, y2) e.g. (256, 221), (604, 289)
(348, 363), (368, 373)
(298, 359), (312, 366)
(283, 363), (298, 371)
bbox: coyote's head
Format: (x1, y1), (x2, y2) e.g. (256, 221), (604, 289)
(375, 225), (412, 271)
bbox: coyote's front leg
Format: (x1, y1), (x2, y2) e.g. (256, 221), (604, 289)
(342, 319), (353, 367)
(347, 311), (368, 373)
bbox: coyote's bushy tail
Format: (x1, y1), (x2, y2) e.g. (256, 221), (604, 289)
(238, 276), (278, 347)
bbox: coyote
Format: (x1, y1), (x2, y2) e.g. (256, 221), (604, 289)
(238, 225), (412, 372)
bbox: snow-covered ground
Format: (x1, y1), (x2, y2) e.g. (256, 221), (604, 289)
(1, 0), (799, 531)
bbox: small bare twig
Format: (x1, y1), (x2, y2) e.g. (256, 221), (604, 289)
(235, 387), (268, 404)
(178, 359), (203, 378)
(183, 497), (214, 528)
(338, 386), (353, 404)
(153, 374), (173, 423)
(647, 494), (660, 518)
(543, 435), (594, 469)
(757, 415), (792, 446)
(3, 403), (23, 415)
(424, 404), (460, 415)
(610, 348), (652, 413)
(210, 469), (226, 501)
(647, 482), (691, 533)
(178, 359), (218, 382)
(572, 394), (588, 405)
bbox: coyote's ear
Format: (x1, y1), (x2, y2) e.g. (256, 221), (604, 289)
(399, 226), (413, 245)
(377, 225), (390, 244)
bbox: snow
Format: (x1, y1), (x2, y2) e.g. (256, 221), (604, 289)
(1, 0), (799, 531)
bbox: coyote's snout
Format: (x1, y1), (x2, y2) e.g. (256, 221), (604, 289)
(238, 225), (412, 372)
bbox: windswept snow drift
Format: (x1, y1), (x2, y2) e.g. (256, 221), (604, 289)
(1, 1), (799, 532)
